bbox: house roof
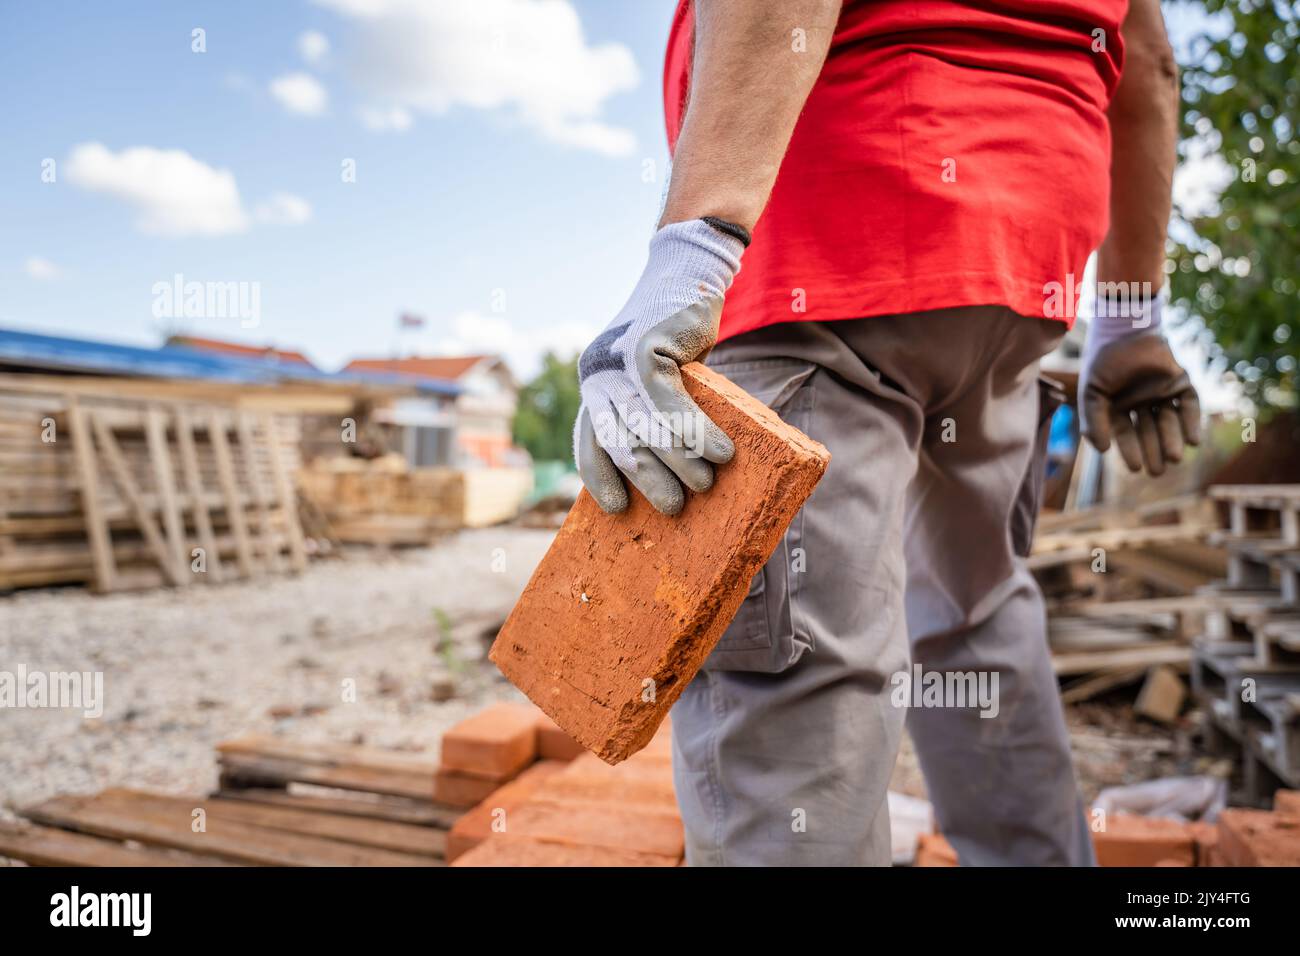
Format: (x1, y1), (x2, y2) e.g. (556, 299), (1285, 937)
(166, 335), (317, 368)
(344, 354), (496, 381)
(0, 327), (461, 397)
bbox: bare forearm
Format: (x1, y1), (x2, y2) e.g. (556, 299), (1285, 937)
(659, 0), (842, 232)
(1097, 0), (1179, 293)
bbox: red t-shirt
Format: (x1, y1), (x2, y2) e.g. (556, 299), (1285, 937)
(664, 0), (1127, 341)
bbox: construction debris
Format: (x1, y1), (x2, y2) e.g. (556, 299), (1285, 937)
(491, 362), (830, 764)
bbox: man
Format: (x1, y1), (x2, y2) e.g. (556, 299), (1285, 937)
(574, 0), (1199, 865)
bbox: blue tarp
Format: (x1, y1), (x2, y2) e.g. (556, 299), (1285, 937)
(0, 327), (461, 396)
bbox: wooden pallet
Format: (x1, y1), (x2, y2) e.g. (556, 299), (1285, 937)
(1208, 484), (1300, 601)
(1, 386), (308, 592)
(0, 737), (466, 867)
(1191, 640), (1300, 800)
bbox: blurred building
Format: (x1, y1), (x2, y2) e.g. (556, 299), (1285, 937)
(343, 354), (519, 468)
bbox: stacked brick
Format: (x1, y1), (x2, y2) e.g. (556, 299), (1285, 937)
(1088, 792), (1300, 866)
(908, 792), (1300, 867)
(433, 702), (541, 807)
(436, 705), (1299, 866)
(449, 713), (682, 866)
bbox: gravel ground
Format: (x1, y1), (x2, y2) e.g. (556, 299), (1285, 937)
(0, 527), (556, 822)
(2, 525), (1188, 827)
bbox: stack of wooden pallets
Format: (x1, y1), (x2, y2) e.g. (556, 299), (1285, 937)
(0, 380), (307, 592)
(1193, 485), (1300, 804)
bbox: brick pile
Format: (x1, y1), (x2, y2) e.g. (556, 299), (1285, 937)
(1090, 790), (1300, 866)
(433, 702), (541, 807)
(911, 792), (1300, 867)
(449, 709), (682, 866)
(435, 706), (1300, 866)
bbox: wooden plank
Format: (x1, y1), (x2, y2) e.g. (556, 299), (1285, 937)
(262, 413), (307, 572)
(0, 820), (237, 867)
(217, 734), (439, 775)
(22, 791), (436, 867)
(145, 406), (187, 584)
(65, 398), (115, 592)
(1052, 643), (1191, 677)
(218, 752), (434, 801)
(236, 413), (281, 573)
(209, 411), (254, 576)
(174, 406), (223, 584)
(89, 414), (185, 587)
(215, 786), (462, 829)
(151, 791), (448, 858)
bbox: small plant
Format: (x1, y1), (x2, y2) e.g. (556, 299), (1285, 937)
(433, 607), (463, 675)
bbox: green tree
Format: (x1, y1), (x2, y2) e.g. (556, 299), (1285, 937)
(512, 351), (581, 462)
(1169, 0), (1299, 409)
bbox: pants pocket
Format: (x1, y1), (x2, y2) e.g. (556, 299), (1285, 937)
(700, 357), (818, 673)
(1011, 375), (1067, 559)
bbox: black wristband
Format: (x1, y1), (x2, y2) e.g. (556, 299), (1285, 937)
(701, 216), (752, 248)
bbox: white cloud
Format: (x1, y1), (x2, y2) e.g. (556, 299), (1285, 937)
(64, 143), (312, 238)
(359, 105), (413, 132)
(65, 142), (250, 237)
(269, 71), (329, 116)
(24, 257), (61, 280)
(253, 192), (314, 226)
(431, 310), (590, 379)
(299, 30), (331, 65)
(314, 0), (638, 155)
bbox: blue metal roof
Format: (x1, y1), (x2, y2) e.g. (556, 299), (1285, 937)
(0, 328), (461, 397)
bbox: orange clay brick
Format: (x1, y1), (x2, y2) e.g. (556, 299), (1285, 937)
(433, 768), (508, 808)
(531, 772), (678, 815)
(534, 711), (585, 762)
(1216, 808), (1300, 867)
(914, 833), (958, 867)
(451, 836), (678, 867)
(491, 363), (829, 764)
(439, 702), (538, 778)
(1188, 820), (1218, 867)
(1092, 814), (1194, 867)
(446, 760), (567, 862)
(1274, 789), (1300, 819)
(503, 800), (685, 859)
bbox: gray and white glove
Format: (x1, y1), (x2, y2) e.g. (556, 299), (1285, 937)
(574, 217), (748, 516)
(1078, 292), (1201, 477)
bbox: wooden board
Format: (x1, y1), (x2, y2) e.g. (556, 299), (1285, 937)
(214, 786), (462, 829)
(0, 819), (238, 867)
(216, 735), (440, 802)
(22, 790), (437, 867)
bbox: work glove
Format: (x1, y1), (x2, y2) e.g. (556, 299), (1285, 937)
(574, 217), (749, 516)
(1078, 294), (1201, 477)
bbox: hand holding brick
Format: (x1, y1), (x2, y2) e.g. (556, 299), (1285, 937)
(491, 362), (829, 763)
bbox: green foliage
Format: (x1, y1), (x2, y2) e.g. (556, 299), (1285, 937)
(512, 351), (581, 463)
(1169, 0), (1299, 408)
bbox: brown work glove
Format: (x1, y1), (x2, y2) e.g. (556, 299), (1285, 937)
(1078, 332), (1202, 477)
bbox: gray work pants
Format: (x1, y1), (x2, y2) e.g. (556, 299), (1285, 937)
(670, 306), (1096, 867)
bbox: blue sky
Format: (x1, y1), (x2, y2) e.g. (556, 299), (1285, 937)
(0, 0), (679, 376)
(1, 0), (1232, 401)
